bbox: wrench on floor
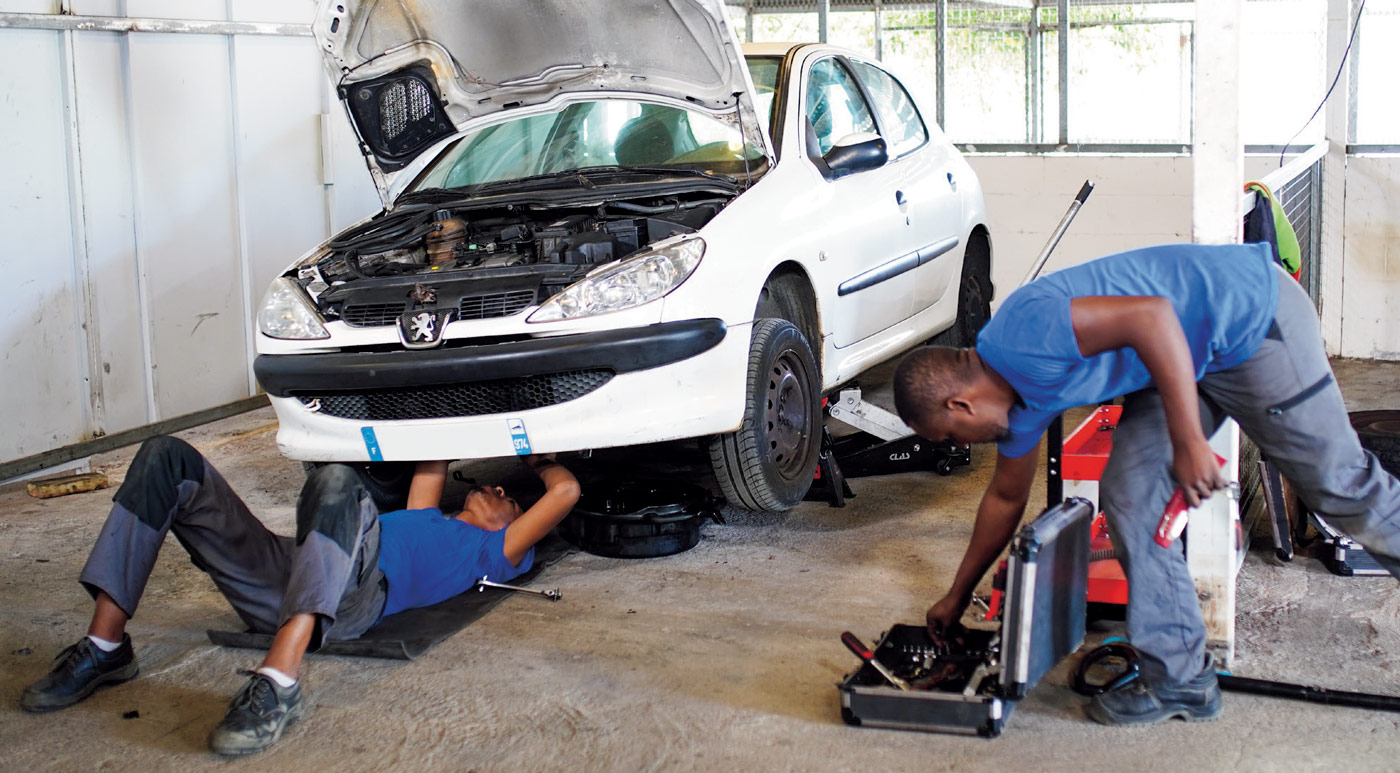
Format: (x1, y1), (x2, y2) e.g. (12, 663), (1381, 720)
(477, 576), (562, 601)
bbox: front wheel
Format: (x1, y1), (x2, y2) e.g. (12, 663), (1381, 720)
(954, 244), (993, 348)
(302, 461), (414, 512)
(708, 318), (822, 512)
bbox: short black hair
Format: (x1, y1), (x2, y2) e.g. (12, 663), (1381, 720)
(892, 346), (978, 428)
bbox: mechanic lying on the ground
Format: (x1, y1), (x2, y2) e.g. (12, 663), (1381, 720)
(19, 438), (579, 756)
(892, 242), (1400, 726)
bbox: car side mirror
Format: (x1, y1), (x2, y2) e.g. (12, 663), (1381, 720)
(823, 132), (887, 178)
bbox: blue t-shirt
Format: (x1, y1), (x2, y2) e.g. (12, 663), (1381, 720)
(376, 508), (535, 617)
(976, 243), (1279, 459)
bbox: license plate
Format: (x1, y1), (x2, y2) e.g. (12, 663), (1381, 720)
(507, 418), (531, 455)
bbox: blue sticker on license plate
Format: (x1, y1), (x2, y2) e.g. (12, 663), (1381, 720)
(507, 418), (531, 455)
(361, 427), (383, 461)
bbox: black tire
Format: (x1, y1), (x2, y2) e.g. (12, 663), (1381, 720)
(1351, 410), (1400, 475)
(708, 318), (822, 512)
(953, 241), (993, 348)
(302, 461), (414, 512)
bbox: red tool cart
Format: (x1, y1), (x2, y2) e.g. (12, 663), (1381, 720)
(1061, 406), (1129, 610)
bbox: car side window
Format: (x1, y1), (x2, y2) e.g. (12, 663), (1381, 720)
(849, 61), (929, 158)
(805, 58), (877, 157)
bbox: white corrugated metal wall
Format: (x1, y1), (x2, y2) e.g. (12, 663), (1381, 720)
(0, 0), (378, 468)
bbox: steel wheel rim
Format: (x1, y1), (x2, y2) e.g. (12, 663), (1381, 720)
(764, 347), (812, 481)
(961, 272), (989, 336)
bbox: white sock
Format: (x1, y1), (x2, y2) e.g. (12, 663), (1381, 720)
(256, 666), (297, 688)
(87, 634), (121, 653)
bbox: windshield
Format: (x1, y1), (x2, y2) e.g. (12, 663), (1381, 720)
(410, 100), (767, 193)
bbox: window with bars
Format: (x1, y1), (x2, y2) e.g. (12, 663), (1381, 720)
(724, 1), (1349, 151)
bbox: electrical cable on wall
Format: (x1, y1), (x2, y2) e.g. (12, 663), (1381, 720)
(1279, 0), (1367, 166)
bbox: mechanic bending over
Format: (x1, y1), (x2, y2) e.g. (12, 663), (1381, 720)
(892, 243), (1400, 726)
(19, 440), (579, 756)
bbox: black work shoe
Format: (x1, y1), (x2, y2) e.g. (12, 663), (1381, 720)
(208, 671), (306, 756)
(20, 635), (139, 713)
(1087, 655), (1223, 725)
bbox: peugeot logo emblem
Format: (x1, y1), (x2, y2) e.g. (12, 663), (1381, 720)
(398, 308), (450, 349)
(409, 312), (436, 342)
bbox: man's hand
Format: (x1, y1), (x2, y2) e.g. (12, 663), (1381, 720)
(926, 593), (969, 645)
(1172, 437), (1225, 508)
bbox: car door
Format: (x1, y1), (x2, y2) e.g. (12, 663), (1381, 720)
(802, 56), (915, 348)
(848, 59), (964, 318)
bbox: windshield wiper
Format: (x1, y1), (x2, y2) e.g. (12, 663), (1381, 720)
(401, 166), (740, 202)
(571, 165), (738, 185)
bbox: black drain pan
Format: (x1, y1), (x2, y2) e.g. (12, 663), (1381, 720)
(560, 479), (723, 559)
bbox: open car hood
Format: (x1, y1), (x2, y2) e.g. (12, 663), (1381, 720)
(314, 0), (772, 198)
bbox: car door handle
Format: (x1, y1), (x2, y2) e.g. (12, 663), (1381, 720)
(946, 172), (957, 191)
(895, 190), (907, 206)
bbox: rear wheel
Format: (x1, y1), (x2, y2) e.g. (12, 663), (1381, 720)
(1351, 410), (1400, 474)
(708, 318), (822, 512)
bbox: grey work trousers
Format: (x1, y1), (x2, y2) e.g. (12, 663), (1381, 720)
(79, 436), (387, 649)
(1100, 265), (1400, 686)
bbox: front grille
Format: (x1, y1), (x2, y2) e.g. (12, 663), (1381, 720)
(296, 369), (613, 421)
(459, 291), (536, 319)
(341, 302), (408, 327)
(339, 291), (534, 328)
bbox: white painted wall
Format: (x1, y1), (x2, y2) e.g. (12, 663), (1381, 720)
(1340, 156), (1400, 360)
(969, 152), (1399, 363)
(0, 2), (378, 466)
(965, 155), (1194, 297)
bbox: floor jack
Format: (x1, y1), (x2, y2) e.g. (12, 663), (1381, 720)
(806, 388), (972, 507)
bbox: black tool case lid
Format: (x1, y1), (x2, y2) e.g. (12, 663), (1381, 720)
(1000, 497), (1094, 699)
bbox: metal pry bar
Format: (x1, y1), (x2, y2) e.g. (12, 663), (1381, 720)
(1020, 180), (1095, 287)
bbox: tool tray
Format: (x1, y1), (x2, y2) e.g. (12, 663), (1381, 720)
(839, 498), (1093, 737)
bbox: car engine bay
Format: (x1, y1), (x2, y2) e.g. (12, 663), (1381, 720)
(297, 192), (730, 328)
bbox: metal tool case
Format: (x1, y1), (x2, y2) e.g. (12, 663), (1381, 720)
(838, 498), (1094, 737)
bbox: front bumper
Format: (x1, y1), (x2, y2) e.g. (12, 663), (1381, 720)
(255, 318), (726, 396)
(260, 318), (750, 461)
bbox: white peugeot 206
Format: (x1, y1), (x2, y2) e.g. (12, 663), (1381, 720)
(255, 0), (993, 513)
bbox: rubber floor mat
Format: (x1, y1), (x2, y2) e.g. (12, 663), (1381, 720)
(206, 536), (575, 660)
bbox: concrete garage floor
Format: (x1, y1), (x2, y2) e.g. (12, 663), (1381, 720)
(2, 359), (1399, 772)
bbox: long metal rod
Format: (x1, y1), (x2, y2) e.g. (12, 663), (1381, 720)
(873, 0), (883, 60)
(1058, 0), (1069, 144)
(818, 0), (829, 43)
(1020, 180), (1095, 287)
(0, 396), (270, 484)
(1219, 674), (1400, 713)
(0, 12), (312, 37)
(956, 142), (1190, 154)
(936, 0), (947, 129)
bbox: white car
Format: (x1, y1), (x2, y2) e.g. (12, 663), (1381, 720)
(254, 0), (993, 512)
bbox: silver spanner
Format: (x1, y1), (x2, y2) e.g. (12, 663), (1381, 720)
(476, 576), (561, 601)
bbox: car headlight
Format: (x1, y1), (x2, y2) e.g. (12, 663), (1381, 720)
(258, 277), (330, 340)
(528, 237), (705, 323)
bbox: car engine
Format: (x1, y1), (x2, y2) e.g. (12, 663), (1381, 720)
(298, 194), (727, 328)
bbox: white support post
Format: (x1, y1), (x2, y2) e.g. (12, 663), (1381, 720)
(1188, 0), (1244, 667)
(1191, 1), (1244, 245)
(1319, 0), (1352, 354)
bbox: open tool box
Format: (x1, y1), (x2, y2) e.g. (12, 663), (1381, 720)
(838, 498), (1093, 737)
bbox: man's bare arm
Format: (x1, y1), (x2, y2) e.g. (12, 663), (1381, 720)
(405, 461), (448, 510)
(502, 455), (580, 566)
(1070, 295), (1223, 506)
(927, 447), (1039, 636)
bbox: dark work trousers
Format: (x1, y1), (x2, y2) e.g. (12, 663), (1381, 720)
(1100, 264), (1400, 686)
(78, 437), (387, 649)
